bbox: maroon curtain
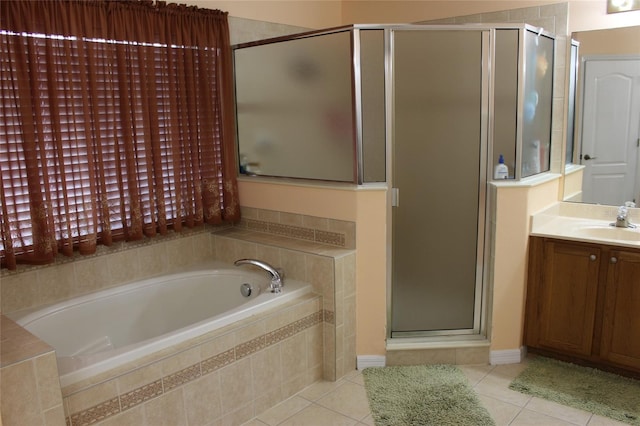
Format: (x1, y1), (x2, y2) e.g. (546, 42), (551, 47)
(0, 0), (239, 270)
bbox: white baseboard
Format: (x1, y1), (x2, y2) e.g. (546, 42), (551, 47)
(357, 355), (386, 370)
(490, 347), (526, 365)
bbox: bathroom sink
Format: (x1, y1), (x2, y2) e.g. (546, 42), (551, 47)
(575, 226), (640, 242)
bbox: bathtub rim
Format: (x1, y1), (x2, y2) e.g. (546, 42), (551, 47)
(7, 260), (260, 323)
(8, 260), (313, 388)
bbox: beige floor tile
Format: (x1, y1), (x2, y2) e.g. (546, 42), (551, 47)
(257, 396), (312, 426)
(525, 396), (592, 425)
(511, 408), (582, 426)
(477, 394), (521, 426)
(474, 372), (532, 407)
(487, 362), (529, 381)
(458, 364), (494, 386)
(343, 370), (365, 386)
(248, 360), (625, 426)
(316, 381), (371, 421)
(279, 404), (358, 426)
(242, 419), (270, 426)
(358, 414), (375, 426)
(298, 379), (346, 402)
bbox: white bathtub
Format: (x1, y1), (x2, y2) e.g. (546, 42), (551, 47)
(9, 260), (311, 388)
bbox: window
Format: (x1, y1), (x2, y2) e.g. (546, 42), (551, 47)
(0, 1), (239, 270)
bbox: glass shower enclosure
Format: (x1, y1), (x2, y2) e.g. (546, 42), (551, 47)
(232, 24), (555, 339)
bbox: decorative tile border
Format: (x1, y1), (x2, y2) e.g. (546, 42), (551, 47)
(315, 230), (346, 247)
(65, 309), (327, 426)
(69, 397), (120, 426)
(119, 380), (163, 411)
(323, 309), (335, 325)
(239, 217), (349, 248)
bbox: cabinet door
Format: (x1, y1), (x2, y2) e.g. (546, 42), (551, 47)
(538, 241), (600, 356)
(601, 250), (640, 370)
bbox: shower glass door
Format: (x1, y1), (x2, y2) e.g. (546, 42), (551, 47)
(390, 28), (488, 337)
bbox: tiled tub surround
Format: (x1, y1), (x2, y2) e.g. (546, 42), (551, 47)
(58, 293), (324, 426)
(11, 262), (313, 389)
(1, 226), (218, 315)
(236, 206), (356, 250)
(0, 208), (355, 425)
(211, 218), (357, 382)
(1, 315), (66, 426)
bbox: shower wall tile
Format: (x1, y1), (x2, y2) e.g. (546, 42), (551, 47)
(229, 16), (309, 46)
(507, 7), (541, 22)
(480, 10), (510, 23)
(527, 16), (556, 33)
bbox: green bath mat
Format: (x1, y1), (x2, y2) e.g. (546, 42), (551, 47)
(509, 356), (640, 425)
(362, 364), (495, 426)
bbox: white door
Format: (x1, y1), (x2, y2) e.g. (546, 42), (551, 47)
(580, 58), (640, 205)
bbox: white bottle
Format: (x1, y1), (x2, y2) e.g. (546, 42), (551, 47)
(494, 154), (509, 180)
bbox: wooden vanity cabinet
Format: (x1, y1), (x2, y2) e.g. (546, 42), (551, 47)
(600, 249), (640, 370)
(525, 236), (640, 376)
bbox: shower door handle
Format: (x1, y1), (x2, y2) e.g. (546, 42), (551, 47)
(391, 188), (399, 207)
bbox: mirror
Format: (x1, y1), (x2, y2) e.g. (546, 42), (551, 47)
(563, 25), (640, 205)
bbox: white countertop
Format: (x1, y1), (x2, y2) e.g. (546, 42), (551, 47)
(530, 202), (640, 249)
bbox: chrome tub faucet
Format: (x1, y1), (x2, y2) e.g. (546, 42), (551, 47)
(234, 259), (284, 293)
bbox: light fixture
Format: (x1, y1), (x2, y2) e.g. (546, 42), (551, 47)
(607, 0), (640, 13)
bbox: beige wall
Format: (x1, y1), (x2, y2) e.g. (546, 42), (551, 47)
(491, 179), (560, 351)
(186, 0), (342, 28)
(187, 1), (640, 32)
(574, 25), (640, 55)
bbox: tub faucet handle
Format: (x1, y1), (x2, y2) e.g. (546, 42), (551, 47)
(234, 259), (284, 293)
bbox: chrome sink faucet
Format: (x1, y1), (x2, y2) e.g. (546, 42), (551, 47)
(613, 205), (636, 228)
(234, 259), (284, 293)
